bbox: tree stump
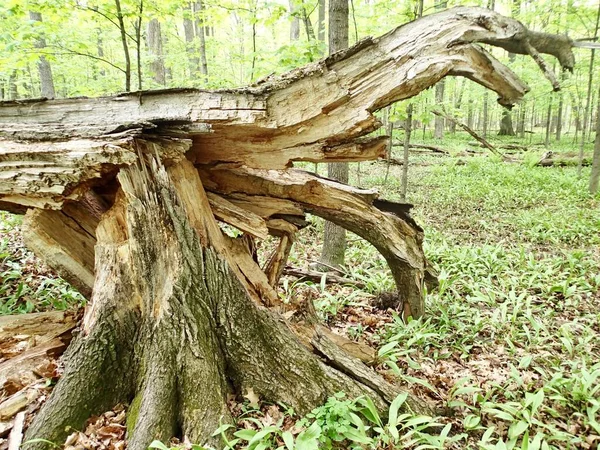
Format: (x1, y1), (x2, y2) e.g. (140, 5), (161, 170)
(0, 7), (574, 450)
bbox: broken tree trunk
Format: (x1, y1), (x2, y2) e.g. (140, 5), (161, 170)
(0, 7), (575, 450)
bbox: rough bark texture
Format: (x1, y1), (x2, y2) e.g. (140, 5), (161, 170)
(147, 19), (166, 86)
(0, 8), (577, 450)
(29, 12), (55, 99)
(321, 0), (350, 268)
(499, 109), (515, 136)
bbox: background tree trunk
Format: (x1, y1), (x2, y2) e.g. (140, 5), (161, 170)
(114, 0), (131, 91)
(194, 1), (209, 83)
(578, 1), (600, 175)
(321, 0), (349, 269)
(433, 0), (447, 139)
(317, 0), (325, 42)
(590, 84), (600, 193)
(29, 11), (55, 98)
(289, 0), (300, 41)
(184, 3), (200, 78)
(147, 19), (166, 86)
(498, 109), (515, 136)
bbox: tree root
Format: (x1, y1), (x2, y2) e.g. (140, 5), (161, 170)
(23, 158), (435, 450)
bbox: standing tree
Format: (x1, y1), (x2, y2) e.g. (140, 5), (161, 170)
(320, 0), (349, 269)
(0, 8), (575, 450)
(147, 18), (166, 86)
(29, 10), (55, 98)
(433, 0), (447, 139)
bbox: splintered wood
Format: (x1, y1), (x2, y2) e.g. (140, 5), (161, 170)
(0, 7), (576, 320)
(0, 312), (76, 444)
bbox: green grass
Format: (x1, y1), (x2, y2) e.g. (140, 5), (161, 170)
(273, 134), (600, 449)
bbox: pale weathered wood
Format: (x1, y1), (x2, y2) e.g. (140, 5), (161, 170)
(198, 166), (427, 318)
(206, 192), (269, 240)
(7, 411), (25, 450)
(23, 209), (96, 297)
(0, 311), (76, 342)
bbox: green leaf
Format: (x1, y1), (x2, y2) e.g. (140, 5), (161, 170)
(388, 392), (408, 427)
(463, 414), (481, 430)
(233, 429), (257, 441)
(296, 422), (321, 450)
(148, 441), (169, 450)
(357, 396), (382, 426)
(508, 421), (529, 440)
(211, 423), (233, 437)
(282, 431), (294, 450)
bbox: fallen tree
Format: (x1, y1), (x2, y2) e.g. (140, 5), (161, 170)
(0, 7), (575, 450)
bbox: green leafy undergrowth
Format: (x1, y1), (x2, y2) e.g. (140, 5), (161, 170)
(0, 212), (85, 314)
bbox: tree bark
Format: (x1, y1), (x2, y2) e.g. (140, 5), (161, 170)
(29, 12), (55, 99)
(498, 109), (515, 136)
(147, 19), (166, 86)
(183, 3), (200, 78)
(194, 1), (209, 83)
(114, 0), (131, 92)
(321, 0), (350, 269)
(23, 156), (431, 450)
(578, 1), (600, 175)
(289, 0), (300, 41)
(317, 0), (325, 42)
(590, 84), (600, 193)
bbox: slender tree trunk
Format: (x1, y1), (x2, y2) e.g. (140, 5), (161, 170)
(483, 90), (489, 137)
(317, 0), (325, 42)
(114, 0), (131, 92)
(8, 71), (18, 100)
(97, 31), (106, 78)
(433, 0), (447, 139)
(517, 102), (526, 138)
(400, 104), (413, 201)
(147, 19), (166, 86)
(321, 0), (349, 269)
(194, 1), (209, 83)
(300, 0), (316, 40)
(467, 94), (474, 129)
(289, 0), (300, 41)
(184, 3), (200, 78)
(134, 1), (143, 91)
(556, 73), (565, 141)
(545, 98), (553, 148)
(590, 84), (600, 193)
(29, 11), (56, 98)
(450, 79), (464, 134)
(579, 1), (600, 176)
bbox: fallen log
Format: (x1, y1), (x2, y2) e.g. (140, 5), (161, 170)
(432, 109), (506, 159)
(537, 156), (593, 167)
(392, 143), (450, 154)
(0, 7), (577, 450)
(283, 266), (366, 289)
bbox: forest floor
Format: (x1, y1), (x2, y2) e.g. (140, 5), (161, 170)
(0, 131), (598, 450)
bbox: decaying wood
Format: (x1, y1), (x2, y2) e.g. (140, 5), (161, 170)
(432, 109), (505, 159)
(0, 311), (75, 343)
(534, 151), (595, 167)
(7, 411), (26, 450)
(283, 266), (366, 289)
(0, 7), (578, 450)
(198, 166), (427, 318)
(393, 142), (449, 154)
